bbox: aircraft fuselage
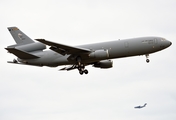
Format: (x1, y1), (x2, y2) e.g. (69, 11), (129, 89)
(18, 36), (171, 67)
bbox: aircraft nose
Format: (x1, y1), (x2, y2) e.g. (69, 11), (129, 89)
(169, 41), (172, 46)
(160, 38), (172, 49)
(167, 40), (172, 47)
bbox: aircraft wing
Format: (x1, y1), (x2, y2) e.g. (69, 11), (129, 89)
(36, 39), (91, 55)
(59, 65), (77, 71)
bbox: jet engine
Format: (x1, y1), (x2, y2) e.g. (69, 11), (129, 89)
(89, 49), (109, 60)
(93, 60), (113, 68)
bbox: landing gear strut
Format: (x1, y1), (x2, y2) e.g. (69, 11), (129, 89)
(76, 57), (88, 75)
(145, 54), (150, 63)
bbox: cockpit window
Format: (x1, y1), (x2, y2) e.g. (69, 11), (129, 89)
(161, 38), (166, 41)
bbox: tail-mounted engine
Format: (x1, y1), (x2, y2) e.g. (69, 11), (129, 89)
(14, 42), (46, 52)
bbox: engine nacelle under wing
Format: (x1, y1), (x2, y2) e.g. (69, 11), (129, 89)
(93, 60), (113, 68)
(89, 49), (109, 60)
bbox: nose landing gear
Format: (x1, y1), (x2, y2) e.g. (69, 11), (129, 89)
(145, 54), (150, 63)
(146, 59), (150, 63)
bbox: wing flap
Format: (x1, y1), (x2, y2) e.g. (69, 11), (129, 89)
(5, 48), (39, 59)
(36, 39), (91, 55)
(59, 65), (77, 71)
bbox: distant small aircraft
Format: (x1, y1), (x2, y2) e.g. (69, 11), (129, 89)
(134, 103), (147, 109)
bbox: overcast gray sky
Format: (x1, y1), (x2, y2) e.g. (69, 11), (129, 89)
(0, 0), (176, 120)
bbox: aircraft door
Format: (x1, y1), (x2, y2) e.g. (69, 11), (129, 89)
(154, 38), (158, 44)
(124, 41), (130, 55)
(124, 41), (129, 48)
(153, 38), (158, 49)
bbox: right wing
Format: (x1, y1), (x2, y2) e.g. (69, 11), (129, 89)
(36, 39), (91, 55)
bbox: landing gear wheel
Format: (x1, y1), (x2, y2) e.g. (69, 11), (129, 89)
(84, 69), (88, 74)
(79, 70), (83, 75)
(146, 59), (150, 63)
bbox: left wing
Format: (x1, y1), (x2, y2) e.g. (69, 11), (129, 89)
(36, 39), (91, 55)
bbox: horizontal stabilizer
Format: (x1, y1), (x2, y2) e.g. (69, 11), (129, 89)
(5, 48), (39, 59)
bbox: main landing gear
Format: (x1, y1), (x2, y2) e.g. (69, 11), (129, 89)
(145, 54), (150, 63)
(78, 67), (88, 75)
(76, 57), (88, 75)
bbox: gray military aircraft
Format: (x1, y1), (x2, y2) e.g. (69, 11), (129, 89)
(134, 103), (147, 109)
(5, 27), (172, 75)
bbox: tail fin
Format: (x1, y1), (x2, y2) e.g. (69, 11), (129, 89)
(8, 27), (34, 45)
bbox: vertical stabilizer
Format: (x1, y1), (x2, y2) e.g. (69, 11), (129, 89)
(8, 27), (34, 45)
